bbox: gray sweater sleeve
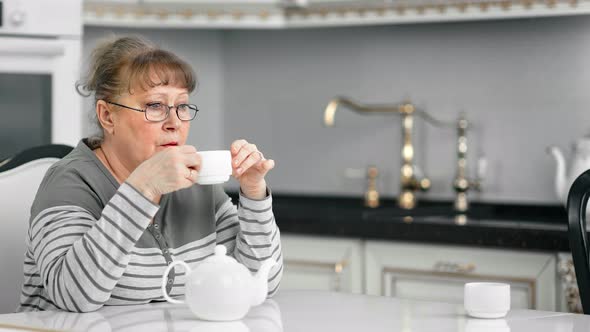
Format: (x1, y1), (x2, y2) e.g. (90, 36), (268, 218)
(29, 182), (158, 312)
(213, 186), (283, 297)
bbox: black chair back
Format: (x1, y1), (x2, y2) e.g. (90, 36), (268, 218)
(0, 144), (73, 172)
(567, 169), (590, 314)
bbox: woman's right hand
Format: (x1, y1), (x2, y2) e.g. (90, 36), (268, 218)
(126, 145), (201, 203)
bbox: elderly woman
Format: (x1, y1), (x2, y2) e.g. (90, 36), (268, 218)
(17, 36), (283, 312)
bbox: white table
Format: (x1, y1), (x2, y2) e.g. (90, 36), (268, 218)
(0, 290), (588, 332)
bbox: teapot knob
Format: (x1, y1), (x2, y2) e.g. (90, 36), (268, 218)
(214, 245), (227, 256)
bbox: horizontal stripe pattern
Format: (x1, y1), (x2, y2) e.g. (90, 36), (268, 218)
(217, 194), (283, 297)
(19, 185), (282, 312)
(19, 183), (158, 312)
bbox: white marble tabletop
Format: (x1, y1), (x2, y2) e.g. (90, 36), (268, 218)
(0, 290), (588, 332)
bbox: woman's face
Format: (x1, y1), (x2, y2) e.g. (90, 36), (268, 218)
(110, 84), (191, 170)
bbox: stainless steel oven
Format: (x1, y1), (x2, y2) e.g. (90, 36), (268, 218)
(0, 0), (82, 159)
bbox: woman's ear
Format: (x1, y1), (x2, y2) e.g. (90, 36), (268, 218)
(96, 100), (116, 135)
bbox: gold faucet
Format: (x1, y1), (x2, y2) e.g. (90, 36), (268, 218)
(323, 97), (431, 209)
(365, 166), (380, 208)
(452, 113), (484, 213)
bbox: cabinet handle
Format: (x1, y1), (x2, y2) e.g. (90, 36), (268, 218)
(285, 259), (349, 292)
(433, 261), (475, 274)
(285, 259), (349, 274)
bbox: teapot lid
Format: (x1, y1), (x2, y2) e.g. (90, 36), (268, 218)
(207, 245), (237, 264)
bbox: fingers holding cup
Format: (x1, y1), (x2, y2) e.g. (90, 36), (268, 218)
(235, 148), (264, 176)
(185, 167), (198, 183)
(231, 141), (255, 174)
(230, 140), (275, 179)
(230, 140), (248, 160)
(258, 158), (275, 173)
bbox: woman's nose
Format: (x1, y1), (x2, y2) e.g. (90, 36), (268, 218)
(163, 107), (182, 130)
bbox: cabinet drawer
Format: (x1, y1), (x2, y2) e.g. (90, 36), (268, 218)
(281, 234), (363, 294)
(382, 267), (532, 309)
(365, 240), (556, 310)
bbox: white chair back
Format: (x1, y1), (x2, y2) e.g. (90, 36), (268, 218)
(0, 158), (59, 313)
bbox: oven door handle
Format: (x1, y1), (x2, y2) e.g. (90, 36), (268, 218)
(0, 38), (65, 56)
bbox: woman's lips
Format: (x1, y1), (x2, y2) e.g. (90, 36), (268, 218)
(162, 142), (178, 147)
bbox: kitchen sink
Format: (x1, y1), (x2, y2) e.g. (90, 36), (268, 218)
(361, 204), (493, 223)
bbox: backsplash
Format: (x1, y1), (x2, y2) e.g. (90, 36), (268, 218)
(84, 15), (590, 204)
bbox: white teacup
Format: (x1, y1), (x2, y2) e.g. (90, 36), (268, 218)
(464, 282), (510, 319)
(197, 150), (232, 185)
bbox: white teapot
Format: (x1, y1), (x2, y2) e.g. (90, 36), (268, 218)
(161, 245), (276, 321)
(547, 137), (590, 204)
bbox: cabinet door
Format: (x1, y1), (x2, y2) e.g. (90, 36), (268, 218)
(280, 234), (363, 294)
(365, 241), (556, 311)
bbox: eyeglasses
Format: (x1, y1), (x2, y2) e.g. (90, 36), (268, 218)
(105, 100), (199, 122)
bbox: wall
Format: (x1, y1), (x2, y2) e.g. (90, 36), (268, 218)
(83, 16), (590, 204)
(222, 16), (590, 204)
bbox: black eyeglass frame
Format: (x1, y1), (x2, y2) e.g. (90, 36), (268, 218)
(105, 100), (199, 122)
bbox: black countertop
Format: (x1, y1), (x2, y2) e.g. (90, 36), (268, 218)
(229, 192), (572, 252)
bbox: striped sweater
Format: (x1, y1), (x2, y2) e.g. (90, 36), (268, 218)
(17, 140), (283, 312)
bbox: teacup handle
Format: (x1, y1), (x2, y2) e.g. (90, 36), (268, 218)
(161, 261), (191, 304)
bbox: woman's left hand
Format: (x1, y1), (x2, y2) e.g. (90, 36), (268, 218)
(231, 139), (275, 199)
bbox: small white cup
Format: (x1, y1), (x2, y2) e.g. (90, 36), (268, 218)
(197, 150), (232, 185)
(464, 282), (510, 319)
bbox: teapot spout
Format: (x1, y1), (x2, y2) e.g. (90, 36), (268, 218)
(251, 259), (277, 307)
(547, 146), (567, 202)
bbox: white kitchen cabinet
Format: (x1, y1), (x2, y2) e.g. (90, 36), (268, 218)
(364, 240), (556, 311)
(280, 234), (363, 294)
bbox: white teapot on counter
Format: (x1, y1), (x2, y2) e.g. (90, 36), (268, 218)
(161, 245), (276, 321)
(547, 136), (590, 204)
